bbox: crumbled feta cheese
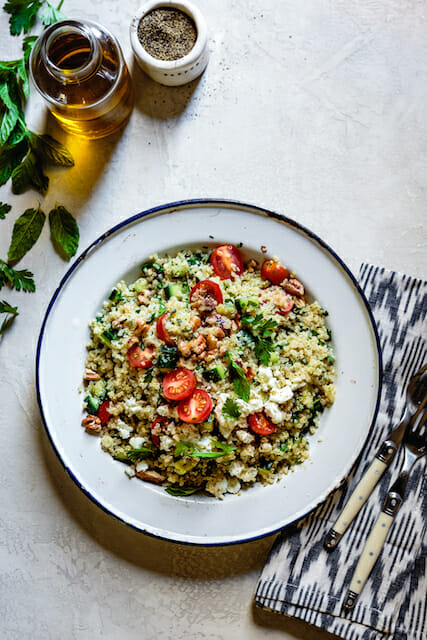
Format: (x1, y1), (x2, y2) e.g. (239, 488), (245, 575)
(270, 385), (293, 404)
(214, 393), (236, 438)
(236, 429), (255, 444)
(206, 477), (228, 497)
(129, 436), (145, 449)
(124, 466), (135, 478)
(100, 434), (115, 451)
(264, 401), (285, 424)
(240, 444), (256, 462)
(114, 419), (133, 439)
(257, 366), (278, 391)
(227, 477), (241, 494)
(135, 460), (149, 472)
(159, 435), (174, 451)
(259, 441), (273, 454)
(157, 404), (171, 417)
(229, 461), (258, 483)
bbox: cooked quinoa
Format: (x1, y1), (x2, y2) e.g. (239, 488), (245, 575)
(82, 245), (336, 498)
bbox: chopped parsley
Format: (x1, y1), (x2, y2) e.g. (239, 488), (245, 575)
(222, 398), (241, 419)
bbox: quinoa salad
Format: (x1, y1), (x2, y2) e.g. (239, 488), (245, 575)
(81, 244), (336, 498)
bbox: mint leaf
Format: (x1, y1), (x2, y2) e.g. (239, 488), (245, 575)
(0, 259), (35, 292)
(0, 299), (19, 335)
(0, 139), (28, 185)
(3, 0), (43, 35)
(30, 133), (74, 167)
(49, 204), (79, 259)
(11, 150), (49, 194)
(0, 202), (12, 219)
(126, 446), (154, 461)
(222, 397), (241, 419)
(39, 1), (65, 25)
(0, 102), (19, 145)
(7, 205), (45, 263)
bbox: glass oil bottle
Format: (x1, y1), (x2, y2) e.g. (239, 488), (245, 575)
(30, 19), (134, 139)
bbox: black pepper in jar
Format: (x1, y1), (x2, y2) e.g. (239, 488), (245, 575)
(137, 8), (197, 61)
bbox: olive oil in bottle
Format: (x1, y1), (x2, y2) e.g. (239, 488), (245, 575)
(30, 19), (134, 139)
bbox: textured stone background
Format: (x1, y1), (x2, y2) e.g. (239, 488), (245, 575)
(0, 1), (426, 638)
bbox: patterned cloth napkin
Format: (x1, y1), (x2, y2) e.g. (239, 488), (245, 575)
(255, 264), (426, 640)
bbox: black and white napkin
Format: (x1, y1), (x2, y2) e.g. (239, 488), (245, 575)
(255, 264), (426, 640)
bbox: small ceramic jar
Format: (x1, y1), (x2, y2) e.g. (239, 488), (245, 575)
(130, 0), (209, 86)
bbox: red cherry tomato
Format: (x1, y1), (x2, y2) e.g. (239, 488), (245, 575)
(276, 293), (294, 316)
(98, 400), (111, 425)
(151, 416), (168, 447)
(163, 367), (196, 401)
(178, 389), (212, 424)
(248, 412), (277, 436)
(261, 259), (289, 284)
(210, 245), (244, 280)
(127, 344), (154, 369)
(190, 280), (223, 304)
(156, 312), (174, 345)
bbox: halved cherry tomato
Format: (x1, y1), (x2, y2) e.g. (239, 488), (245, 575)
(261, 259), (289, 285)
(210, 245), (244, 280)
(156, 312), (174, 345)
(248, 412), (277, 436)
(98, 400), (111, 425)
(178, 389), (212, 423)
(127, 344), (154, 369)
(163, 367), (195, 401)
(190, 280), (223, 304)
(276, 293), (294, 316)
(151, 416), (168, 447)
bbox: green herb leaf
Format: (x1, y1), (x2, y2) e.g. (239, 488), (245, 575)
(0, 299), (19, 335)
(157, 344), (179, 369)
(0, 139), (28, 185)
(48, 204), (79, 259)
(222, 397), (241, 419)
(3, 0), (43, 35)
(126, 446), (154, 461)
(39, 0), (66, 25)
(165, 486), (200, 496)
(11, 150), (49, 194)
(0, 259), (35, 292)
(226, 352), (250, 402)
(187, 439), (236, 459)
(0, 201), (12, 220)
(22, 34), (38, 61)
(173, 440), (196, 458)
(7, 205), (45, 263)
(30, 132), (74, 166)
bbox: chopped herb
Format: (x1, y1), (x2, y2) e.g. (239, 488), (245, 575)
(174, 440), (197, 458)
(109, 288), (123, 303)
(225, 352), (250, 402)
(279, 442), (290, 452)
(126, 446), (155, 461)
(144, 369), (153, 383)
(327, 355), (335, 364)
(237, 242), (243, 248)
(209, 234), (214, 239)
(165, 486), (200, 496)
(222, 397), (241, 419)
(157, 344), (179, 369)
(0, 202), (12, 219)
(100, 327), (119, 346)
(141, 260), (164, 274)
(0, 299), (18, 335)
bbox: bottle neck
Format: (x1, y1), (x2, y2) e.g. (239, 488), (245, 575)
(41, 21), (101, 84)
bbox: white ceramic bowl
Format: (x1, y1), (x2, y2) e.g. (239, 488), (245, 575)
(36, 200), (381, 546)
(130, 0), (209, 86)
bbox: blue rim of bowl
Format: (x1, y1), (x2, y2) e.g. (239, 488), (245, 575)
(35, 198), (383, 547)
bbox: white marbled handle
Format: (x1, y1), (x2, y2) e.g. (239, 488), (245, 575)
(342, 510), (394, 611)
(324, 457), (388, 550)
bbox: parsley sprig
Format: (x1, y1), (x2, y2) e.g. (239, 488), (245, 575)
(241, 313), (278, 366)
(222, 397), (241, 419)
(0, 299), (18, 335)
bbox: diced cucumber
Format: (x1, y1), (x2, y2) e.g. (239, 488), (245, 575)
(171, 263), (189, 277)
(134, 279), (147, 293)
(88, 378), (107, 400)
(84, 394), (100, 414)
(269, 352), (279, 364)
(109, 288), (123, 303)
(203, 363), (227, 382)
(174, 458), (199, 475)
(236, 296), (260, 313)
(165, 283), (183, 299)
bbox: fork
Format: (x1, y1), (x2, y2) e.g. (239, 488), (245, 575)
(324, 364), (427, 551)
(342, 396), (427, 611)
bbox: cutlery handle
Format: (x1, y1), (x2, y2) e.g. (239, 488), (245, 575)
(324, 457), (388, 550)
(342, 492), (402, 612)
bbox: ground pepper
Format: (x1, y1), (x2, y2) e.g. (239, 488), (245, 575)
(138, 8), (197, 61)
